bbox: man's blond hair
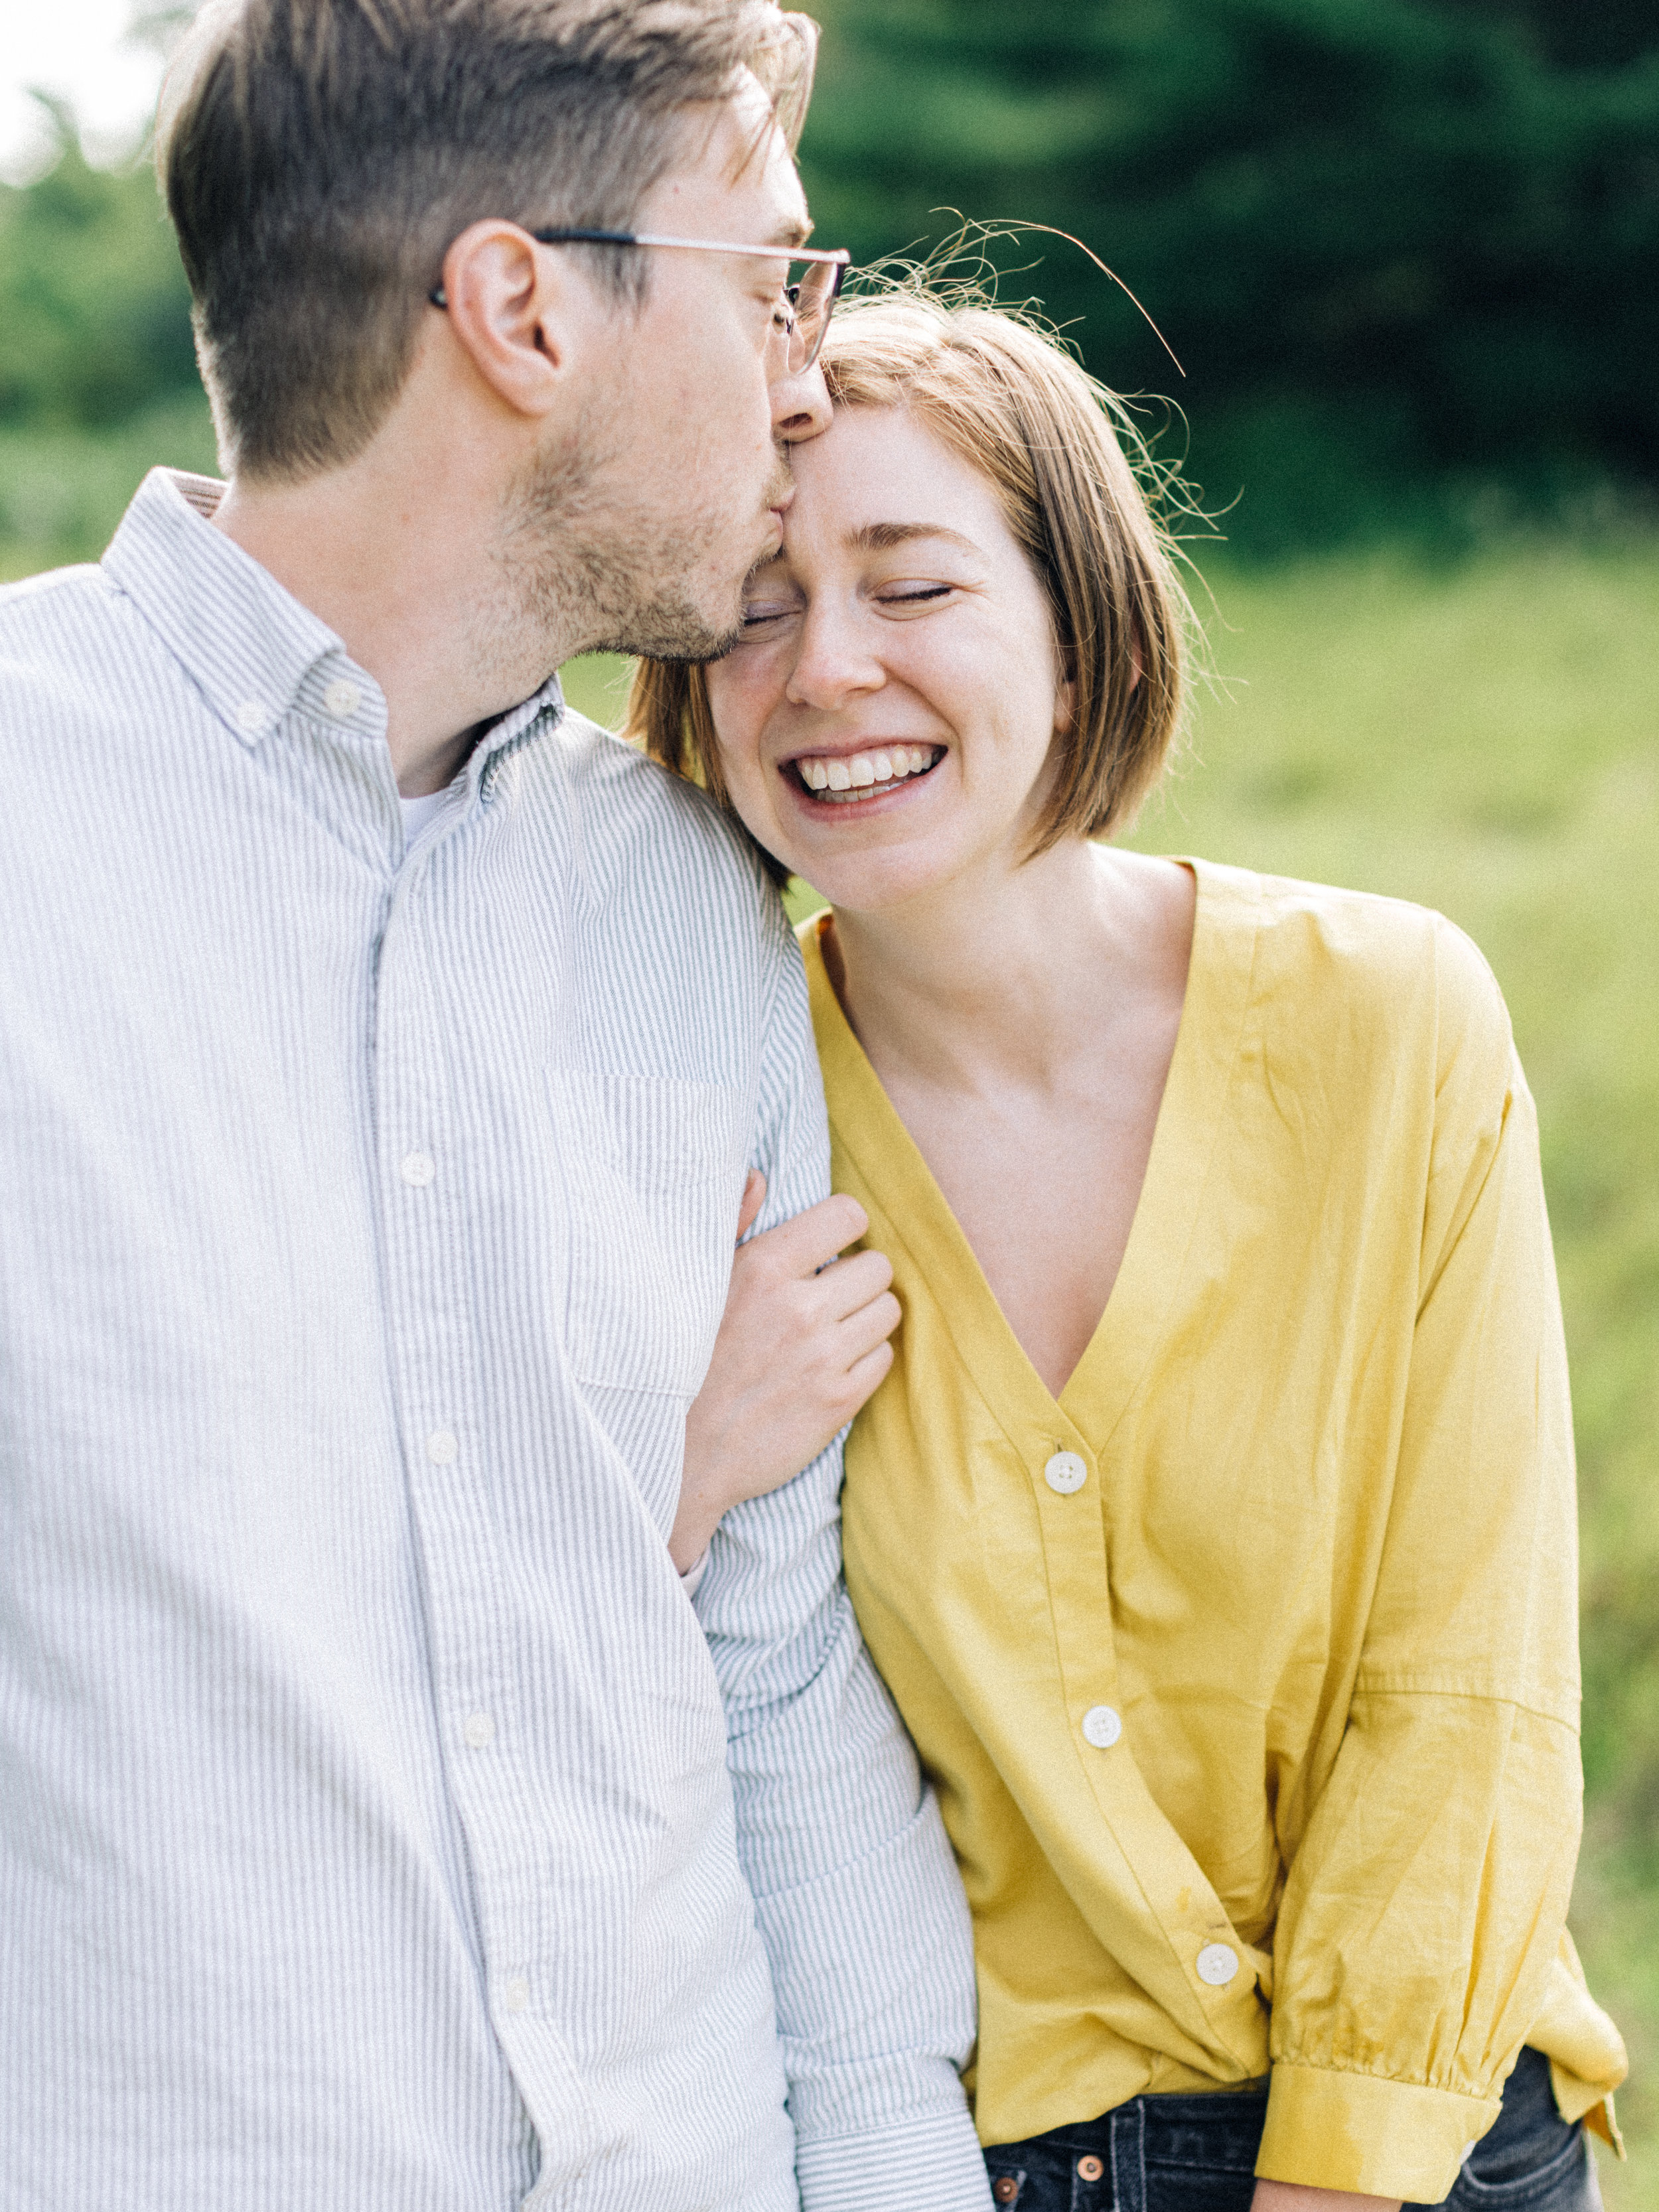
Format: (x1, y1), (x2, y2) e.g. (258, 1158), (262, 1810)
(158, 0), (817, 482)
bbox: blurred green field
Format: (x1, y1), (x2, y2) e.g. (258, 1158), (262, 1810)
(565, 539), (1659, 2204)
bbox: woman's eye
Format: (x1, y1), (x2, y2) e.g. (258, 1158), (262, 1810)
(878, 585), (954, 607)
(739, 603), (796, 629)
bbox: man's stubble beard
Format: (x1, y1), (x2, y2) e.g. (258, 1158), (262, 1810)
(492, 403), (791, 672)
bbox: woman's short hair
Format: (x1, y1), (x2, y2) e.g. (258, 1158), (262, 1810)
(628, 288), (1196, 874)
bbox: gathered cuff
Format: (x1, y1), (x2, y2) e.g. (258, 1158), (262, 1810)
(1257, 2061), (1500, 2202)
(796, 2105), (995, 2212)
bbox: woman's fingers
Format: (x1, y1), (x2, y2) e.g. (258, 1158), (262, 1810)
(832, 1286), (901, 1364)
(816, 1244), (894, 1325)
(837, 1338), (896, 1419)
(741, 1191), (869, 1279)
(734, 1168), (766, 1244)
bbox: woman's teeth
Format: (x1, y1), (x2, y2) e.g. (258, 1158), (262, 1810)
(795, 745), (940, 798)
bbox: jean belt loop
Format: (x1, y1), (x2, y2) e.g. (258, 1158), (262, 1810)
(1109, 2098), (1147, 2212)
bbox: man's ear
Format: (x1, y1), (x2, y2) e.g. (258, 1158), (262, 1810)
(435, 222), (572, 420)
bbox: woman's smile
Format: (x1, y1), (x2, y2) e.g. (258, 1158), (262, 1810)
(706, 403), (1069, 910)
(786, 741), (946, 801)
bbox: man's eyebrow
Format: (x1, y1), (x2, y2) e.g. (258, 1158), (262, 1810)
(846, 522), (979, 553)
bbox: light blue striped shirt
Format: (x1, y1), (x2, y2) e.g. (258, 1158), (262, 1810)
(0, 469), (993, 2212)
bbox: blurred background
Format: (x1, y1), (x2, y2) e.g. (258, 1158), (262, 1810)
(3, 0), (1656, 2195)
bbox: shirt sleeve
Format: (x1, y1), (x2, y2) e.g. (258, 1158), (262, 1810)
(693, 889), (993, 2212)
(1257, 918), (1607, 2203)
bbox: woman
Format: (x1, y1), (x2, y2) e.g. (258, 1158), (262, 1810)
(638, 292), (1626, 2211)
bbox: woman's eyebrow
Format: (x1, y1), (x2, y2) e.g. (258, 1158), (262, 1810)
(844, 521), (979, 554)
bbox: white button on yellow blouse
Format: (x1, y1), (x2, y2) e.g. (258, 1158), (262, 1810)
(1044, 1450), (1088, 1493)
(1196, 1945), (1240, 1987)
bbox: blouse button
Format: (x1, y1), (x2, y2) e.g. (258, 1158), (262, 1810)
(1196, 1943), (1240, 1986)
(1043, 1450), (1087, 1493)
(1081, 1704), (1121, 1748)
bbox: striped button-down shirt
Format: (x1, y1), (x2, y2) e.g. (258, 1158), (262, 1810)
(0, 470), (992, 2212)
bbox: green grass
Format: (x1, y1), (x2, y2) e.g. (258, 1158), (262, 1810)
(0, 393), (221, 582)
(569, 543), (1659, 2202)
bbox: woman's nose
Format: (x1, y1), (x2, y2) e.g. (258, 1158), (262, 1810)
(784, 606), (885, 711)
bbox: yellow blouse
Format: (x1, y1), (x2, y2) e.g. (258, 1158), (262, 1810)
(802, 859), (1626, 2206)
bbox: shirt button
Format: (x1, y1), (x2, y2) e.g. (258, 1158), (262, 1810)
(323, 677), (361, 721)
(427, 1430), (459, 1464)
(992, 2183), (1019, 2207)
(1077, 2155), (1105, 2182)
(1081, 1704), (1121, 1748)
(1196, 1943), (1240, 1986)
(1044, 1450), (1088, 1494)
(463, 1710), (495, 1748)
(502, 1974), (530, 2015)
(400, 1151), (435, 1186)
(234, 699), (269, 734)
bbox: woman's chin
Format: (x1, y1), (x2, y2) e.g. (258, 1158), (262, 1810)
(786, 845), (961, 916)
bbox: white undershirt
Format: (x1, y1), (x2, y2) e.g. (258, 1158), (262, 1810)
(399, 788), (451, 842)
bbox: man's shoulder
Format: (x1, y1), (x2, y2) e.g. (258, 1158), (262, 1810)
(0, 559), (120, 657)
(0, 561), (151, 735)
(543, 708), (775, 907)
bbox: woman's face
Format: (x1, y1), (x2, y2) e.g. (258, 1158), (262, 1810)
(703, 403), (1072, 913)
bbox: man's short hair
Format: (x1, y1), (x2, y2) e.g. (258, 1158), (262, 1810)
(158, 0), (817, 482)
(629, 289), (1196, 876)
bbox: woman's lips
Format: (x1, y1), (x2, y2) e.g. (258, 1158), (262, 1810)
(788, 744), (944, 801)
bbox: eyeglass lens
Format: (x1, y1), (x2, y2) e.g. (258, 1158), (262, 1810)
(783, 259), (842, 374)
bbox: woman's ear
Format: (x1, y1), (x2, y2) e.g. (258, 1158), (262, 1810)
(1055, 671), (1078, 736)
(1128, 622), (1145, 695)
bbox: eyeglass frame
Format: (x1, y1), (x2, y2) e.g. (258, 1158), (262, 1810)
(427, 229), (851, 374)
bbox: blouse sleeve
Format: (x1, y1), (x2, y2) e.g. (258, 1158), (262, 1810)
(1256, 920), (1603, 2203)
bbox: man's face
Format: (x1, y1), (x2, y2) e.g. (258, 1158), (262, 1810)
(503, 77), (831, 664)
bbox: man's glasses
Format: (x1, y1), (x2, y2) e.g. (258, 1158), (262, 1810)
(429, 230), (851, 376)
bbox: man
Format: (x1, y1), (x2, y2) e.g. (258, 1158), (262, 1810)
(0, 3), (991, 2206)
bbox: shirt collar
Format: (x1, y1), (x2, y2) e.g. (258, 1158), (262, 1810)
(102, 468), (565, 783)
(104, 469), (359, 748)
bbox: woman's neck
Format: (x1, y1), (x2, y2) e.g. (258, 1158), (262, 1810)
(824, 838), (1196, 1399)
(827, 839), (1183, 1101)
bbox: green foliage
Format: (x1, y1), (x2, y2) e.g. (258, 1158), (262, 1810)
(3, 5), (1658, 555)
(798, 0), (1659, 553)
(0, 103), (200, 433)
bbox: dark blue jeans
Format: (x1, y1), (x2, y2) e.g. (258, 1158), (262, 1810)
(983, 2046), (1601, 2211)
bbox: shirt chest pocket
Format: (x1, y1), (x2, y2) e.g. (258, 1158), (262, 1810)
(547, 1067), (748, 1397)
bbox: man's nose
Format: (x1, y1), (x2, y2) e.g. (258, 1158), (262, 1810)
(770, 358), (833, 445)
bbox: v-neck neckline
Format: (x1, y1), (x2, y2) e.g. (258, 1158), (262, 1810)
(806, 856), (1263, 1454)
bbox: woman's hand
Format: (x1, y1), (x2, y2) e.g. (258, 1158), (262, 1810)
(671, 1172), (900, 1574)
(1252, 2184), (1401, 2212)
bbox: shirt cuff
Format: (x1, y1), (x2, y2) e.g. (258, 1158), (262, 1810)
(1257, 2061), (1501, 2203)
(796, 2107), (995, 2212)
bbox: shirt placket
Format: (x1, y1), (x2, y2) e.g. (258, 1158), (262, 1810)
(369, 824), (599, 2160)
(1025, 1410), (1266, 2067)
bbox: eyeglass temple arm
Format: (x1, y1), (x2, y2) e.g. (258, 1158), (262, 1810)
(430, 230), (849, 307)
